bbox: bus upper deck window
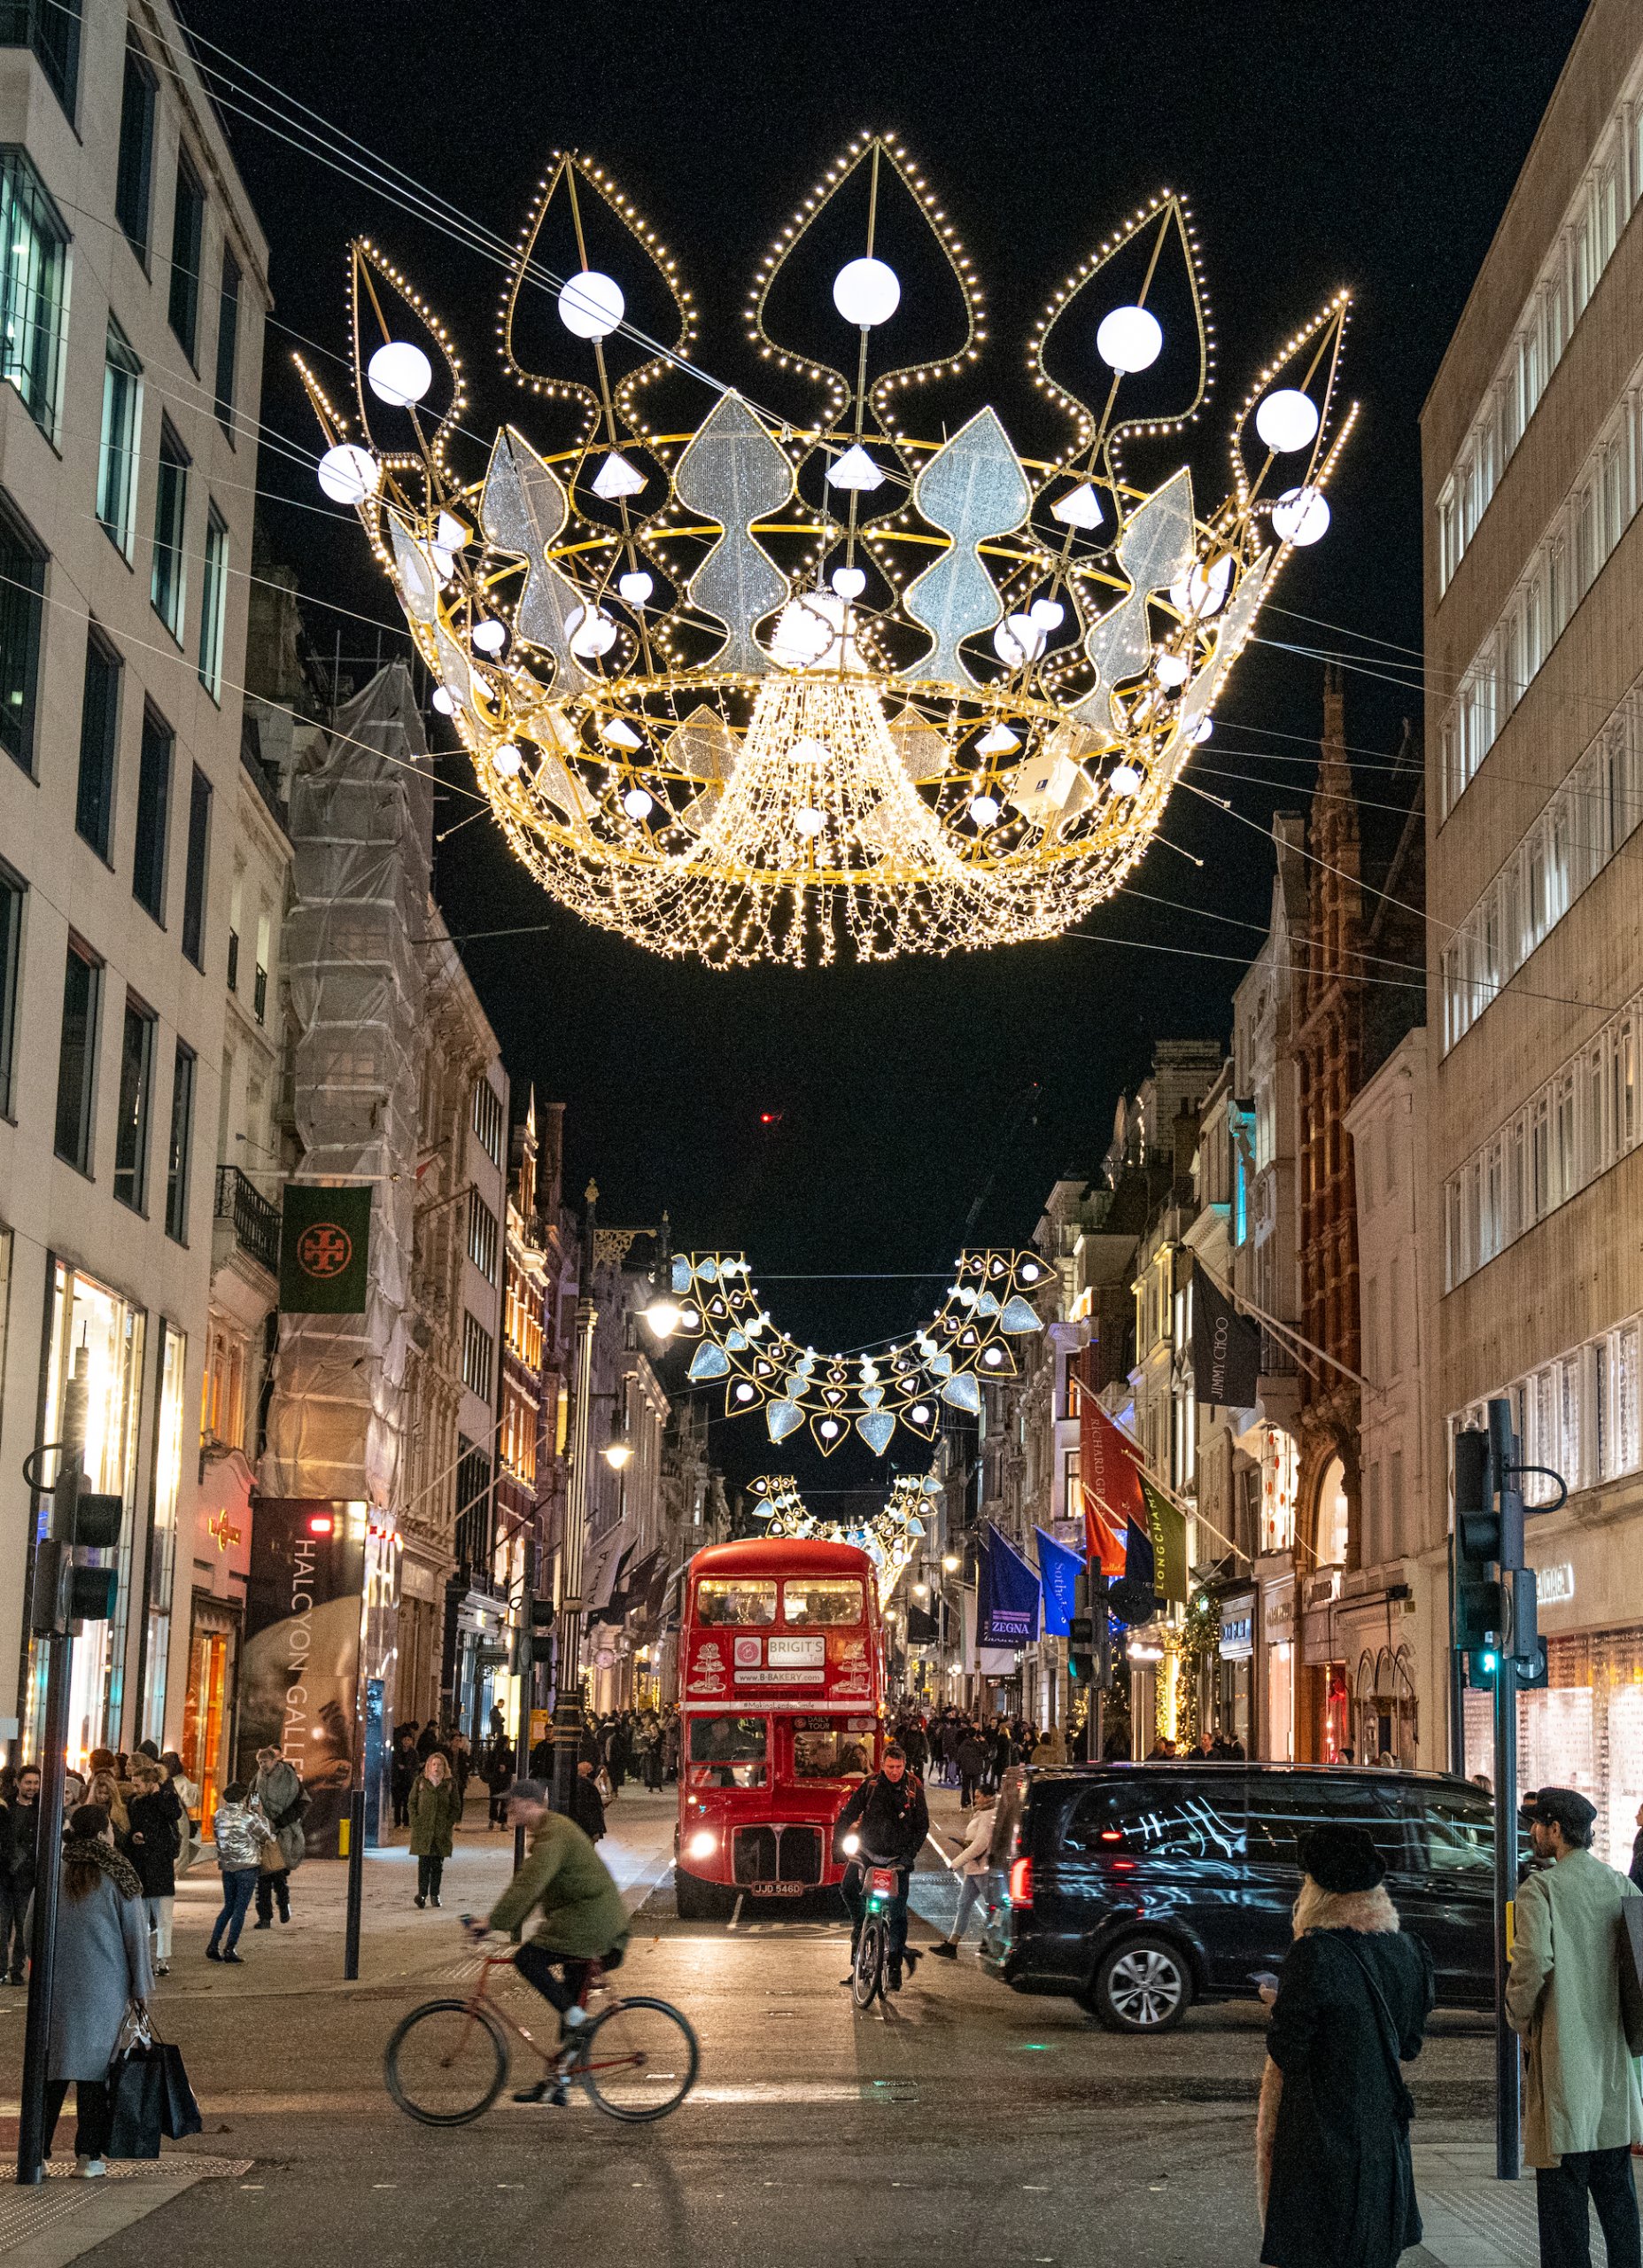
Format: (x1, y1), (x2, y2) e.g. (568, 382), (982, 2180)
(694, 1580), (778, 1627)
(782, 1578), (863, 1626)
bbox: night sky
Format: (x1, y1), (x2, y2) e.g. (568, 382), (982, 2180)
(182, 1), (1585, 1496)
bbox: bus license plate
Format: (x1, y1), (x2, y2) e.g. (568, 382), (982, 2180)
(749, 1881), (804, 1897)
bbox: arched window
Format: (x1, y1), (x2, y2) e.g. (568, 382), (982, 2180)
(1318, 1454), (1349, 1565)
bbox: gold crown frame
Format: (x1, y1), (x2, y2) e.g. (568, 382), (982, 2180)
(303, 136), (1353, 967)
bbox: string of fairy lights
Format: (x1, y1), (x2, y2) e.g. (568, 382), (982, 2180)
(746, 1472), (940, 1607)
(297, 132), (1354, 968)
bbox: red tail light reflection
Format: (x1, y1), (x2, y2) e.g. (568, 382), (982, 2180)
(1008, 1856), (1033, 1907)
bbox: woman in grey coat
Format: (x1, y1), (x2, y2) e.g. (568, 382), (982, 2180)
(251, 1747), (308, 1929)
(48, 1806), (152, 2177)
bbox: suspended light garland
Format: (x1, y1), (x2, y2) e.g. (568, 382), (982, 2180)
(748, 1471), (940, 1607)
(670, 1248), (1047, 1454)
(303, 135), (1354, 966)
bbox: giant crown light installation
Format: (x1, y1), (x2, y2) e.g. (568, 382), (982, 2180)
(746, 1472), (939, 1607)
(305, 136), (1353, 967)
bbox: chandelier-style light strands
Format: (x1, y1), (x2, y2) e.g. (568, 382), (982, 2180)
(306, 136), (1355, 967)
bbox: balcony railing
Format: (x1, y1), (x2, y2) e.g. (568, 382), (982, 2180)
(215, 1164), (281, 1276)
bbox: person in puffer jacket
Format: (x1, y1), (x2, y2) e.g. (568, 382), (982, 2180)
(205, 1781), (273, 1964)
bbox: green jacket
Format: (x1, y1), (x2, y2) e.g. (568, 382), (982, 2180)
(407, 1772), (462, 1858)
(1505, 1845), (1643, 2167)
(488, 1811), (629, 1959)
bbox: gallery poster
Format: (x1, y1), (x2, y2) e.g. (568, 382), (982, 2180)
(240, 1499), (366, 1858)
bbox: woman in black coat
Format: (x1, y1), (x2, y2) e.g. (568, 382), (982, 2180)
(1258, 1824), (1436, 2268)
(126, 1760), (184, 1977)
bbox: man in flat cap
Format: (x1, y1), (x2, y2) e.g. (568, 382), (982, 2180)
(1506, 1786), (1643, 2267)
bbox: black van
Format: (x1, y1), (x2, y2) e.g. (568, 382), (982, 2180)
(980, 1762), (1515, 2031)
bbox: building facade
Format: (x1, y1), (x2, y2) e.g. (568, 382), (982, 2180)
(1423, 0), (1643, 1868)
(0, 4), (269, 1766)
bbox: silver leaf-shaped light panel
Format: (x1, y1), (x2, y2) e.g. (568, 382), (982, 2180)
(672, 393), (794, 676)
(902, 408), (1032, 688)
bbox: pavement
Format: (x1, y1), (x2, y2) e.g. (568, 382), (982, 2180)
(0, 1781), (1552, 2266)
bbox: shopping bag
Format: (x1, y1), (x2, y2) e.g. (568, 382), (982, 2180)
(106, 2045), (167, 2160)
(156, 2038), (202, 2140)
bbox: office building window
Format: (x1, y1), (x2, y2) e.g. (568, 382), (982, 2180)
(75, 627), (120, 860)
(164, 1040), (194, 1242)
(0, 493), (44, 774)
(468, 1189), (500, 1284)
(462, 1311), (494, 1401)
(133, 704), (173, 923)
(114, 32), (155, 253)
(198, 506), (227, 697)
(472, 1076), (504, 1166)
(253, 905), (268, 1021)
(0, 149), (67, 438)
(0, 0), (80, 120)
(0, 858), (20, 1119)
(97, 322), (141, 557)
(112, 993), (155, 1212)
(167, 151), (205, 361)
(213, 247), (239, 435)
(151, 421), (188, 640)
(181, 767), (210, 969)
(54, 936), (100, 1171)
(453, 1435), (493, 1572)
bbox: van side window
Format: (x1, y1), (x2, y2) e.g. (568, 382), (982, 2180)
(1246, 1779), (1409, 1876)
(1411, 1790), (1494, 1875)
(1065, 1778), (1243, 1862)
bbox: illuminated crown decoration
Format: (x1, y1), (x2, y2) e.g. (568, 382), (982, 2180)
(666, 1247), (1047, 1454)
(303, 137), (1353, 967)
(748, 1472), (939, 1605)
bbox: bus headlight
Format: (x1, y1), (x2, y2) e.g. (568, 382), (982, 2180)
(686, 1829), (717, 1861)
(841, 1832), (861, 1856)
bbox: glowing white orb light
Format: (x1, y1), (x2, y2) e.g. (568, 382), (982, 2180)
(367, 341), (432, 407)
(833, 256), (901, 327)
(623, 786), (655, 820)
(1096, 305), (1163, 373)
(430, 686), (455, 717)
(557, 269), (625, 339)
(471, 617), (508, 656)
(1109, 763), (1143, 796)
(969, 794), (1002, 826)
(317, 444), (379, 504)
(492, 742), (523, 777)
(1272, 485), (1331, 547)
(1254, 387), (1321, 454)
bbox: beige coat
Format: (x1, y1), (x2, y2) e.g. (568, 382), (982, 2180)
(1505, 1845), (1643, 2168)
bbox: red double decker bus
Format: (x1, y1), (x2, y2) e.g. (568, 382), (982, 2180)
(674, 1537), (885, 1917)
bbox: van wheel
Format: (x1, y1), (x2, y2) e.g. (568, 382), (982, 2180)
(1089, 1935), (1192, 2033)
(672, 1868), (726, 1922)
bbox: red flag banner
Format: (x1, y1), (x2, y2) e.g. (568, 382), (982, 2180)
(1079, 1390), (1143, 1576)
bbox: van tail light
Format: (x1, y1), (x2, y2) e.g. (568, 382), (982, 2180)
(1008, 1856), (1034, 1909)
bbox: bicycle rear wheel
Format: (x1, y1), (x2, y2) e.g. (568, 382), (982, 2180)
(385, 1998), (508, 2124)
(852, 1916), (885, 2009)
(575, 1996), (700, 2122)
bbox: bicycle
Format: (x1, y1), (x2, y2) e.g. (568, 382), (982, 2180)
(384, 1934), (700, 2125)
(850, 1864), (905, 2009)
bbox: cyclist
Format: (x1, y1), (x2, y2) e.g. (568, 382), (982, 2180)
(474, 1778), (630, 2104)
(831, 1742), (928, 1992)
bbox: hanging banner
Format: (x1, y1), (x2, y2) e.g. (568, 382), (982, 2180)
(1035, 1526), (1081, 1639)
(238, 1499), (365, 1858)
(1190, 1267), (1262, 1410)
(1142, 1476), (1190, 1607)
(1081, 1394), (1142, 1575)
(585, 1520), (638, 1622)
(963, 1578), (1017, 1679)
(278, 1183), (372, 1315)
(904, 1602), (940, 1644)
(980, 1521), (1041, 1649)
(1125, 1517), (1158, 1595)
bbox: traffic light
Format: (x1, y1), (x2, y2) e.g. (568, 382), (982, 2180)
(516, 1596), (555, 1675)
(1452, 1427), (1501, 1652)
(1466, 1641), (1548, 1691)
(1068, 1613), (1095, 1682)
(27, 1466), (123, 1635)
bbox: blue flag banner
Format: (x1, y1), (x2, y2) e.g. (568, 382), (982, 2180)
(1035, 1526), (1081, 1639)
(1125, 1518), (1157, 1593)
(980, 1521), (1042, 1649)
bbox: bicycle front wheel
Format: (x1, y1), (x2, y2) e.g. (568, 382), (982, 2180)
(852, 1916), (885, 2009)
(385, 1997), (508, 2125)
(575, 1996), (700, 2123)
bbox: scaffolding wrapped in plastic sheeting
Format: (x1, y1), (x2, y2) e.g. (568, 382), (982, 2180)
(262, 665), (433, 1510)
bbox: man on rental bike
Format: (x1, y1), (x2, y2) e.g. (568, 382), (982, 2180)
(831, 1743), (928, 1992)
(476, 1778), (630, 2103)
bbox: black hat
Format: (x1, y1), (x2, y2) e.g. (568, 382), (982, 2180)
(1523, 1786), (1597, 1838)
(1298, 1822), (1385, 1895)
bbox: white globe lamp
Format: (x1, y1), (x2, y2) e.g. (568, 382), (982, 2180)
(557, 270), (625, 340)
(367, 341), (432, 408)
(1272, 485), (1331, 547)
(1096, 305), (1163, 374)
(1255, 388), (1321, 454)
(317, 444), (379, 505)
(833, 256), (901, 327)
